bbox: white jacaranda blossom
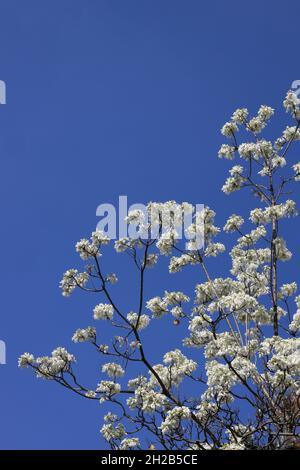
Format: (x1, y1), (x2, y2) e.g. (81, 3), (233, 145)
(204, 242), (225, 257)
(114, 237), (142, 253)
(283, 91), (300, 119)
(60, 269), (89, 296)
(106, 273), (118, 284)
(100, 422), (126, 442)
(169, 253), (199, 273)
(125, 209), (145, 225)
(18, 353), (35, 368)
(146, 296), (168, 317)
(75, 239), (98, 259)
(20, 92), (300, 450)
(221, 121), (238, 137)
(120, 438), (140, 450)
(273, 237), (292, 261)
(91, 230), (110, 246)
(97, 381), (121, 402)
(102, 362), (125, 378)
(232, 108), (249, 124)
(104, 412), (118, 423)
(156, 229), (179, 255)
(127, 383), (168, 412)
(218, 144), (236, 160)
(293, 162), (300, 181)
(289, 296), (300, 334)
(126, 312), (150, 330)
(237, 226), (266, 247)
(223, 214), (244, 232)
(257, 105), (274, 121)
(99, 344), (109, 354)
(160, 406), (191, 434)
(146, 291), (189, 318)
(27, 347), (76, 379)
(238, 142), (258, 159)
(72, 327), (96, 343)
(93, 303), (114, 320)
(143, 254), (158, 268)
(247, 117), (264, 133)
(279, 282), (297, 298)
(220, 442), (246, 450)
(222, 166), (245, 194)
(249, 200), (298, 225)
(283, 126), (300, 141)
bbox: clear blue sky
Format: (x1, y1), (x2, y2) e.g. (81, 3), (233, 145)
(0, 0), (300, 449)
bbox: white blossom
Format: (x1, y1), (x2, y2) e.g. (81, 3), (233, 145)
(120, 438), (140, 450)
(102, 362), (125, 378)
(221, 121), (238, 137)
(72, 327), (96, 343)
(223, 214), (244, 232)
(93, 303), (114, 320)
(160, 406), (191, 434)
(18, 353), (35, 368)
(126, 312), (150, 330)
(218, 144), (235, 160)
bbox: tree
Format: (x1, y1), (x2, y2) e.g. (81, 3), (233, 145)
(19, 92), (300, 450)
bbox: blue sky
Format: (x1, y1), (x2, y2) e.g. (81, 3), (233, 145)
(0, 0), (300, 449)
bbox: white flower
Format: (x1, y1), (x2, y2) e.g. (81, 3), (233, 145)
(257, 105), (274, 121)
(144, 254), (158, 268)
(223, 214), (244, 232)
(293, 162), (300, 181)
(120, 438), (140, 450)
(97, 380), (121, 397)
(221, 121), (238, 137)
(290, 295), (300, 334)
(250, 200), (297, 225)
(93, 303), (114, 320)
(238, 142), (257, 159)
(99, 344), (109, 354)
(283, 126), (300, 141)
(247, 117), (264, 133)
(75, 238), (98, 259)
(222, 166), (244, 194)
(104, 412), (118, 423)
(169, 253), (198, 273)
(218, 144), (235, 160)
(91, 230), (110, 245)
(102, 362), (125, 378)
(72, 327), (96, 343)
(127, 385), (167, 412)
(156, 229), (178, 255)
(204, 242), (225, 257)
(106, 273), (118, 284)
(274, 237), (292, 261)
(100, 423), (126, 441)
(279, 282), (297, 298)
(160, 406), (191, 434)
(18, 353), (34, 368)
(60, 269), (89, 296)
(127, 312), (151, 330)
(146, 296), (168, 317)
(114, 237), (141, 253)
(232, 108), (248, 124)
(283, 91), (300, 117)
(220, 442), (245, 450)
(237, 226), (266, 247)
(34, 348), (75, 378)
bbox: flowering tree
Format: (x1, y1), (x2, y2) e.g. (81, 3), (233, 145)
(19, 92), (300, 450)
